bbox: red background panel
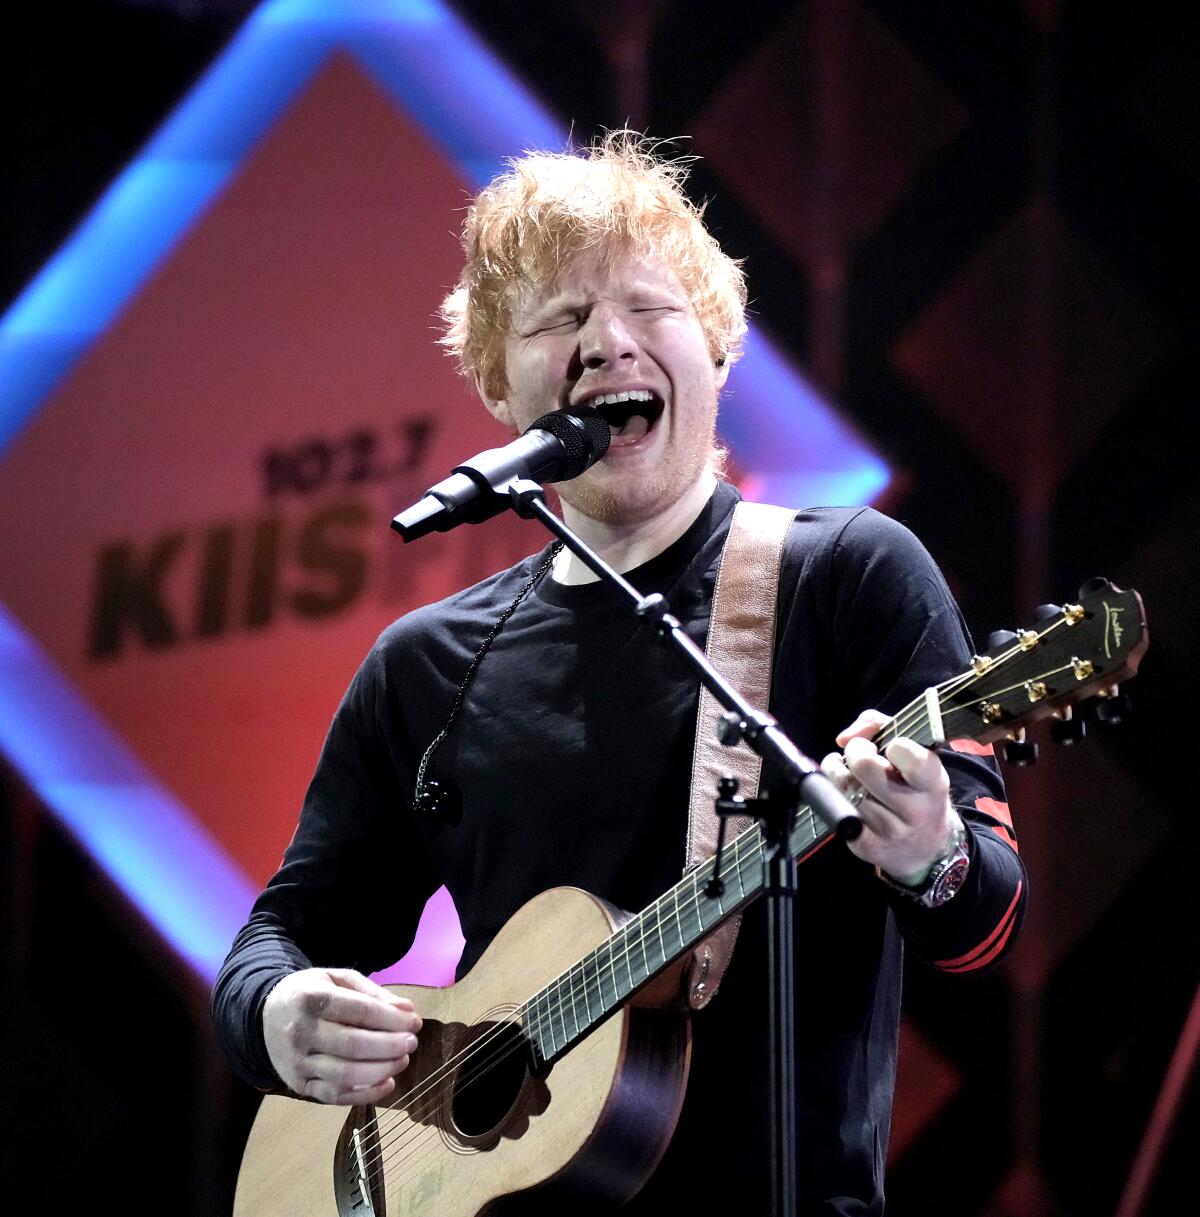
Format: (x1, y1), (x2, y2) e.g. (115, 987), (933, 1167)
(0, 55), (535, 884)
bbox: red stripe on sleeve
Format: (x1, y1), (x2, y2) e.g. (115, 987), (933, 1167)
(949, 737), (995, 757)
(974, 796), (1018, 852)
(934, 881), (1023, 973)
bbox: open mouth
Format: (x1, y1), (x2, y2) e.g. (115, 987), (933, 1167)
(583, 389), (664, 443)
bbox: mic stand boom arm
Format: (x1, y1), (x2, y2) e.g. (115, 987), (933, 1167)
(505, 476), (864, 1217)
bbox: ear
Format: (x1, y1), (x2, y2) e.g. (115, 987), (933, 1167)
(475, 370), (515, 430)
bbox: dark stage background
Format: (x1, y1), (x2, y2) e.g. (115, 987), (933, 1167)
(2, 2), (1195, 1214)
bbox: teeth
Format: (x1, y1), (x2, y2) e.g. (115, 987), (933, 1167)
(591, 390), (654, 406)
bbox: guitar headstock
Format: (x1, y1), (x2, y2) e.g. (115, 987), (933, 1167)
(938, 578), (1148, 759)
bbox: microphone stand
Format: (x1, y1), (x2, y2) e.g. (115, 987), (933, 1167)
(500, 477), (863, 1217)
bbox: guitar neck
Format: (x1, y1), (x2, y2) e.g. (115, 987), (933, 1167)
(520, 701), (944, 1066)
(518, 807), (814, 1065)
(518, 575), (1149, 1065)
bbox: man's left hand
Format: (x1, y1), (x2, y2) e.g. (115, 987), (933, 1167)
(821, 709), (962, 888)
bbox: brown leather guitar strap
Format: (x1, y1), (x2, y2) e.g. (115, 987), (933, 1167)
(685, 500), (797, 1010)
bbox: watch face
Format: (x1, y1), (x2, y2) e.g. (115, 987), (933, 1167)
(928, 852), (970, 906)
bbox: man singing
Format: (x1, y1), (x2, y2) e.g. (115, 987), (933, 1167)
(213, 132), (1026, 1214)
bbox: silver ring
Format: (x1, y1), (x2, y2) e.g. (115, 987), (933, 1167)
(846, 784), (867, 808)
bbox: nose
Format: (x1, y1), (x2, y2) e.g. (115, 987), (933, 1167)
(579, 304), (636, 369)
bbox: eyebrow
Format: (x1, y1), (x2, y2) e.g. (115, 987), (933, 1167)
(525, 296), (579, 321)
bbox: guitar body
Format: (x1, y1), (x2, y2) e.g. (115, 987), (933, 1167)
(234, 887), (692, 1217)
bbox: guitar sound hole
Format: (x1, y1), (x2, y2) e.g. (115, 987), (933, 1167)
(450, 1020), (531, 1138)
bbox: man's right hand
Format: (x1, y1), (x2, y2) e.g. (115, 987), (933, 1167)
(262, 967), (422, 1105)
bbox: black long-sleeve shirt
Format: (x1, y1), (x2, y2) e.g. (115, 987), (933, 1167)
(213, 482), (1025, 1214)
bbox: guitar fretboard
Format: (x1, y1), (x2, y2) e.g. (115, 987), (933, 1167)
(520, 806), (818, 1063)
(516, 695), (953, 1066)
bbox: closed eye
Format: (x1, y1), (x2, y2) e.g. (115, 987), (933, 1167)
(525, 316), (581, 336)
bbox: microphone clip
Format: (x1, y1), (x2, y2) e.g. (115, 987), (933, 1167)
(506, 477), (549, 519)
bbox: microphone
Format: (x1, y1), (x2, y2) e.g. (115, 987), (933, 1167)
(391, 406), (611, 542)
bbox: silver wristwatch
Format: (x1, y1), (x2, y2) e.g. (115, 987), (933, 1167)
(876, 819), (970, 909)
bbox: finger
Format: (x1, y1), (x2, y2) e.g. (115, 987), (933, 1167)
(835, 709), (892, 749)
(329, 970), (421, 1017)
(310, 1023), (419, 1062)
(343, 1076), (398, 1105)
(842, 734), (881, 764)
(820, 750), (852, 783)
(843, 736), (924, 822)
(843, 736), (893, 792)
(302, 987), (420, 1034)
(303, 1052), (410, 1091)
(302, 1069), (400, 1107)
(859, 797), (909, 839)
(822, 751), (876, 818)
(328, 968), (421, 1027)
(883, 737), (947, 795)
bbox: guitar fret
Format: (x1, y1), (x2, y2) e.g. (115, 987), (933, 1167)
(569, 968), (583, 1037)
(621, 923), (637, 994)
(551, 983), (563, 1041)
(712, 868), (726, 919)
(525, 995), (540, 1058)
(594, 949), (608, 1012)
(683, 885), (702, 945)
(638, 910), (652, 981)
(686, 875), (704, 938)
(543, 988), (559, 1059)
(733, 835), (750, 901)
(579, 961), (595, 1022)
(562, 968), (574, 1036)
(535, 990), (550, 1060)
(525, 997), (544, 1062)
(672, 887), (688, 952)
(602, 952), (616, 1008)
(534, 811), (846, 1061)
(596, 954), (613, 1012)
(530, 811), (834, 1062)
(687, 882), (703, 939)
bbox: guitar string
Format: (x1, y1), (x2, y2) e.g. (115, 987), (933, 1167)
(369, 757), (886, 1195)
(882, 611), (1086, 745)
(884, 615), (1088, 747)
(363, 679), (978, 1195)
(369, 809), (810, 1193)
(366, 606), (1076, 1166)
(352, 610), (1087, 1194)
(360, 627), (1056, 1191)
(363, 816), (770, 1175)
(944, 662), (1085, 717)
(367, 797), (836, 1195)
(355, 817), (771, 1192)
(358, 666), (989, 1192)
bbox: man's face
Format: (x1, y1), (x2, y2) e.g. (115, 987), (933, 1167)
(480, 249), (729, 527)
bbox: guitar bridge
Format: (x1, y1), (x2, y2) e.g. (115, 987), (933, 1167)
(334, 1109), (384, 1217)
(350, 1127), (375, 1213)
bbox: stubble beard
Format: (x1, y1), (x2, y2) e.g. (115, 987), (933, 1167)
(557, 423), (721, 528)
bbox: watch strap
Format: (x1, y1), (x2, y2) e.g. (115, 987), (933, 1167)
(876, 817), (970, 909)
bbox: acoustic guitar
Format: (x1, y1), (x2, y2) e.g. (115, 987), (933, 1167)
(234, 578), (1147, 1216)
